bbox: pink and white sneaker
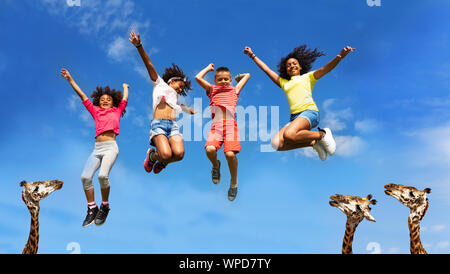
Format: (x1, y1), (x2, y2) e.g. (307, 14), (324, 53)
(144, 148), (156, 173)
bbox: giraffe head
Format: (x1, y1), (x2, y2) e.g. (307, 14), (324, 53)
(384, 183), (431, 222)
(329, 194), (377, 224)
(20, 180), (64, 210)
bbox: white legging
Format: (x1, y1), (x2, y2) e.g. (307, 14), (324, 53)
(81, 141), (119, 190)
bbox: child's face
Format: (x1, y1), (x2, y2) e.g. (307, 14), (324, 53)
(286, 58), (302, 77)
(214, 71), (232, 86)
(99, 94), (113, 109)
(169, 80), (186, 94)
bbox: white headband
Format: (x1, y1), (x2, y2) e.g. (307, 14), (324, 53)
(167, 77), (187, 84)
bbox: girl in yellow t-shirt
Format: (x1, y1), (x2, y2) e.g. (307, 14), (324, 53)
(244, 44), (354, 161)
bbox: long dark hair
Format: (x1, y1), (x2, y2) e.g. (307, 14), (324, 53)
(277, 44), (325, 79)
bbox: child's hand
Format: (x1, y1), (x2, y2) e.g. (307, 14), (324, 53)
(244, 46), (254, 57)
(189, 108), (197, 115)
(129, 30), (141, 47)
(60, 69), (72, 81)
(207, 63), (215, 71)
(338, 46), (355, 59)
(123, 83), (129, 89)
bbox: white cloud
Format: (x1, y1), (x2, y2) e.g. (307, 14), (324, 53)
(321, 99), (353, 131)
(334, 135), (366, 157)
(107, 36), (134, 63)
(294, 147), (318, 159)
(431, 225), (446, 232)
(407, 124), (450, 166)
(39, 0), (154, 78)
(355, 119), (380, 134)
(437, 241), (450, 249)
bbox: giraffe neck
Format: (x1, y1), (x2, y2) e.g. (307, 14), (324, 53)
(23, 205), (40, 254)
(342, 219), (358, 254)
(408, 217), (427, 254)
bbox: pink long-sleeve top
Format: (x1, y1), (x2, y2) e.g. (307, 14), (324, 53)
(82, 99), (128, 138)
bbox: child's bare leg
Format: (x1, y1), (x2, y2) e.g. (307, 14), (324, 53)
(206, 146), (220, 168)
(272, 118), (322, 151)
(100, 187), (110, 202)
(152, 135), (173, 163)
(168, 135), (184, 163)
(225, 151), (238, 187)
(84, 189), (95, 203)
(283, 117), (323, 144)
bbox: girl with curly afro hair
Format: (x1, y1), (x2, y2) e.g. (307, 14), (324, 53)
(60, 68), (129, 227)
(244, 44), (355, 161)
(129, 30), (196, 174)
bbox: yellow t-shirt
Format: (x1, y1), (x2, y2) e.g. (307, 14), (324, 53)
(279, 70), (319, 114)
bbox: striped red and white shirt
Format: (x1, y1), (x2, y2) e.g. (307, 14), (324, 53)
(207, 85), (239, 118)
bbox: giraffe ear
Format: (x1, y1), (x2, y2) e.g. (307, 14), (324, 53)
(423, 188), (431, 194)
(366, 194), (373, 200)
(20, 180), (27, 187)
(370, 199), (377, 205)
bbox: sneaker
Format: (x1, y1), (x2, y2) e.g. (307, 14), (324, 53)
(144, 148), (156, 173)
(82, 206), (99, 227)
(312, 141), (327, 161)
(228, 185), (238, 201)
(212, 160), (221, 184)
(318, 127), (336, 155)
(153, 161), (167, 174)
(94, 204), (110, 226)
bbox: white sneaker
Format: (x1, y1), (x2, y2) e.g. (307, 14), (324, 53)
(312, 142), (327, 161)
(318, 128), (336, 155)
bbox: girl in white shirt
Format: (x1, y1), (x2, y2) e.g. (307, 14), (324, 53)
(129, 30), (196, 174)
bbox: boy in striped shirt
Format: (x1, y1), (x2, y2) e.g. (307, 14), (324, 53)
(195, 64), (250, 201)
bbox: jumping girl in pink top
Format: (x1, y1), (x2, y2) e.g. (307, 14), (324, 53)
(61, 68), (129, 227)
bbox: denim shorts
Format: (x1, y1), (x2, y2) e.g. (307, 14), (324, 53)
(150, 119), (182, 146)
(287, 110), (320, 129)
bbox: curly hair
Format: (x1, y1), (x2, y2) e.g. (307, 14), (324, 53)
(277, 44), (326, 79)
(90, 86), (126, 117)
(162, 63), (192, 96)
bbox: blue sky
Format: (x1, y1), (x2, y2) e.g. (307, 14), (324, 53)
(0, 0), (450, 254)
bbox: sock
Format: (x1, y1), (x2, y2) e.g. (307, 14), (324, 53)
(88, 202), (97, 209)
(102, 201), (110, 208)
(149, 151), (156, 162)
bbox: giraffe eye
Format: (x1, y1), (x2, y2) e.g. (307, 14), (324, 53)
(356, 205), (361, 211)
(409, 191), (414, 197)
(33, 186), (39, 193)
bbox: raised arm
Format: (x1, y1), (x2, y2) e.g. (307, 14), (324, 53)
(180, 104), (197, 115)
(313, 46), (355, 80)
(60, 68), (88, 101)
(129, 30), (158, 82)
(122, 83), (129, 101)
(195, 63), (214, 92)
(244, 46), (280, 87)
(235, 73), (251, 95)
